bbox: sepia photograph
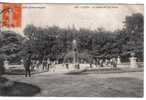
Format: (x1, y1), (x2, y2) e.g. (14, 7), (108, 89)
(0, 3), (144, 97)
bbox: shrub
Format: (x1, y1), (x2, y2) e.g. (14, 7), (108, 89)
(0, 59), (5, 76)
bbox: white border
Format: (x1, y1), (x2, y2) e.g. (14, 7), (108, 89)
(0, 0), (145, 100)
(0, 0), (145, 4)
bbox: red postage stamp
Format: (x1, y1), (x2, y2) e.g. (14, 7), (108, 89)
(1, 3), (22, 28)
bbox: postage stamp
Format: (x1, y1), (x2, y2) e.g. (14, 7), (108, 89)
(0, 3), (21, 28)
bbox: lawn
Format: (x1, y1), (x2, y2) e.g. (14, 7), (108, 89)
(0, 77), (40, 96)
(2, 72), (143, 97)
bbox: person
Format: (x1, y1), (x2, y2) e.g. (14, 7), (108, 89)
(77, 63), (80, 69)
(90, 63), (92, 68)
(95, 60), (98, 67)
(66, 63), (69, 70)
(47, 58), (50, 71)
(24, 51), (32, 77)
(111, 58), (117, 68)
(99, 59), (104, 67)
(42, 59), (47, 71)
(31, 60), (36, 71)
(36, 60), (40, 71)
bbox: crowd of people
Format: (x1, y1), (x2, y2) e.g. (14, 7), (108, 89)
(22, 52), (119, 77)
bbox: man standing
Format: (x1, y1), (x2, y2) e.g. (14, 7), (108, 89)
(42, 59), (47, 71)
(24, 51), (32, 77)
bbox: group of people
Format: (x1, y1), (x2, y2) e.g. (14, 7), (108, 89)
(92, 57), (118, 68)
(64, 57), (118, 70)
(23, 52), (53, 77)
(23, 51), (119, 77)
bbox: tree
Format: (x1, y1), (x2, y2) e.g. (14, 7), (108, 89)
(23, 14), (144, 64)
(0, 33), (5, 76)
(117, 13), (144, 61)
(0, 31), (24, 64)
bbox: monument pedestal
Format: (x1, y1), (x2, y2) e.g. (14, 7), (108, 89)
(130, 57), (137, 68)
(117, 57), (122, 68)
(117, 57), (121, 65)
(4, 60), (9, 70)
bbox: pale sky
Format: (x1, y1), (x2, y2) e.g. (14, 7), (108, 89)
(1, 4), (144, 35)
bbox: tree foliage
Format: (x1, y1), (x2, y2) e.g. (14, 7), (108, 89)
(22, 13), (144, 63)
(0, 31), (24, 63)
(117, 13), (143, 61)
(0, 13), (143, 65)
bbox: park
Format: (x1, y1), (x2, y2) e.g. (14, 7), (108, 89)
(0, 4), (144, 97)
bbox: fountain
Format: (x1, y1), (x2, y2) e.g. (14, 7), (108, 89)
(72, 39), (79, 69)
(72, 39), (77, 63)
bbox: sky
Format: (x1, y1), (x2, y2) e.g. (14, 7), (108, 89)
(0, 4), (144, 35)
